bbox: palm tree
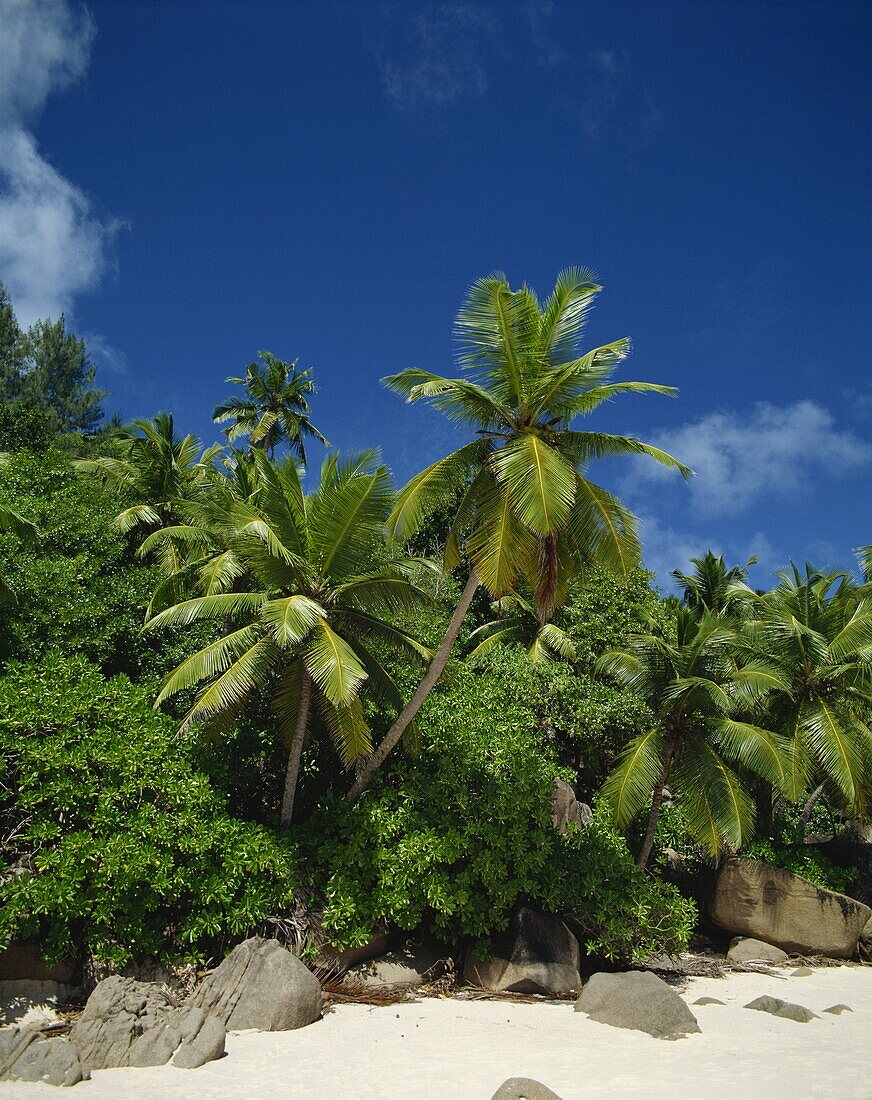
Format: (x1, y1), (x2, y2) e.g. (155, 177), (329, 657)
(672, 550), (757, 619)
(0, 501), (39, 604)
(598, 607), (787, 868)
(348, 268), (691, 801)
(76, 412), (217, 550)
(467, 590), (576, 664)
(212, 351), (329, 464)
(737, 564), (872, 826)
(144, 450), (430, 825)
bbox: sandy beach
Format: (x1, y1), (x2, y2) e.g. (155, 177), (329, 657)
(4, 966), (871, 1099)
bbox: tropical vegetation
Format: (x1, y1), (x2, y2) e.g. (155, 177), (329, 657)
(0, 273), (868, 975)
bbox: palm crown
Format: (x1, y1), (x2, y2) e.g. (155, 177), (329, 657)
(144, 450), (430, 823)
(77, 412), (216, 538)
(213, 351), (329, 464)
(384, 268), (691, 616)
(672, 551), (757, 619)
(599, 607), (787, 866)
(738, 564), (872, 813)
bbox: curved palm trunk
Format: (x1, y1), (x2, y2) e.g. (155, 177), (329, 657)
(280, 668), (313, 826)
(347, 570), (480, 803)
(636, 734), (679, 870)
(798, 781), (827, 832)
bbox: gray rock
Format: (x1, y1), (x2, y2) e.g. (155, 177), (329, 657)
(791, 967), (814, 977)
(68, 975), (174, 1070)
(173, 1013), (226, 1069)
(551, 779), (590, 832)
(317, 924), (391, 973)
(824, 1003), (853, 1015)
(125, 1005), (225, 1069)
(491, 1078), (564, 1099)
(465, 908), (580, 996)
(644, 953), (685, 973)
(693, 996), (726, 1005)
(711, 858), (871, 959)
(574, 971), (700, 1040)
(5, 1036), (85, 1087)
(860, 916), (872, 963)
(0, 1025), (39, 1077)
(744, 995), (818, 1023)
(351, 943), (445, 989)
(187, 936), (322, 1032)
(726, 937), (789, 965)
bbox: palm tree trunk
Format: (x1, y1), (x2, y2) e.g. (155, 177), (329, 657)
(636, 736), (678, 870)
(347, 570), (480, 803)
(280, 668), (312, 826)
(798, 781), (826, 832)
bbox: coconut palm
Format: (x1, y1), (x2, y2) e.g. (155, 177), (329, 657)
(737, 564), (872, 824)
(672, 550), (757, 619)
(598, 607), (787, 868)
(467, 590), (576, 664)
(144, 450), (430, 825)
(0, 501), (39, 604)
(348, 268), (691, 801)
(76, 412), (217, 552)
(212, 351), (329, 464)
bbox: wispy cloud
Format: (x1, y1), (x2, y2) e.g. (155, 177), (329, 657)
(378, 0), (567, 111)
(0, 0), (119, 325)
(581, 48), (663, 148)
(378, 3), (503, 110)
(624, 400), (872, 517)
(638, 513), (777, 590)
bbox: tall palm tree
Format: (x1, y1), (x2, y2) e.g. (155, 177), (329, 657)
(76, 412), (217, 548)
(144, 450), (430, 825)
(672, 550), (757, 619)
(212, 351), (329, 464)
(598, 607), (787, 868)
(0, 501), (39, 604)
(348, 268), (691, 801)
(737, 564), (872, 824)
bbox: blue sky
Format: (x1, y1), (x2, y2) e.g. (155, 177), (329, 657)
(1, 0), (870, 588)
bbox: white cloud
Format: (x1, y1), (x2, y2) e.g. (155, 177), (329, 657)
(638, 514), (777, 592)
(379, 3), (502, 109)
(0, 0), (116, 325)
(625, 400), (872, 517)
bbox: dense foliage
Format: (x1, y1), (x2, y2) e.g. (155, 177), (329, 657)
(0, 274), (868, 974)
(300, 653), (693, 960)
(0, 656), (300, 965)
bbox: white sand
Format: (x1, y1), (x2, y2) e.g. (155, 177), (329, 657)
(5, 966), (872, 1099)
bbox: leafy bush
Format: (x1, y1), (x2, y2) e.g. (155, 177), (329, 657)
(0, 448), (208, 681)
(0, 655), (300, 965)
(300, 657), (694, 961)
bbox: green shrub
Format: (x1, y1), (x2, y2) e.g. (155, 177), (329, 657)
(0, 448), (208, 681)
(300, 658), (694, 962)
(0, 655), (300, 965)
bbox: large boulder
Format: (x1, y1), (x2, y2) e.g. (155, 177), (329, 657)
(859, 916), (872, 963)
(574, 971), (700, 1040)
(726, 937), (789, 965)
(465, 908), (581, 996)
(711, 858), (871, 958)
(0, 1028), (85, 1087)
(68, 976), (174, 1071)
(316, 924), (391, 973)
(350, 942), (447, 990)
(551, 780), (592, 832)
(187, 936), (322, 1031)
(491, 1079), (564, 1099)
(126, 1005), (225, 1069)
